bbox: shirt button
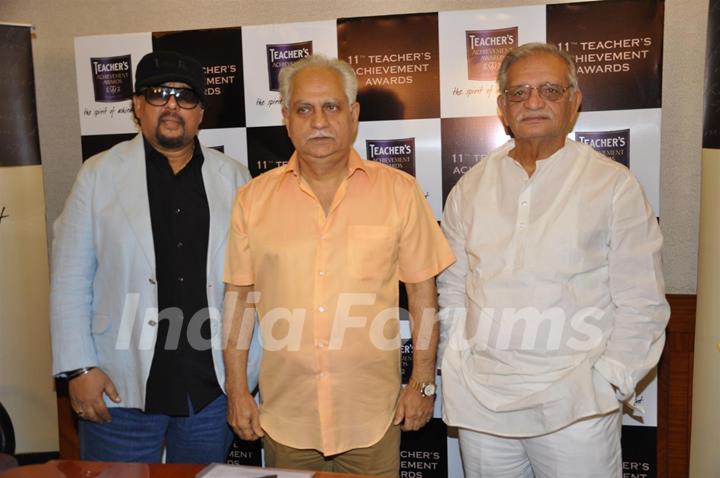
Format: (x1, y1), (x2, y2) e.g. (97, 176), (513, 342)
(520, 201), (528, 207)
(318, 306), (326, 313)
(175, 208), (182, 215)
(148, 320), (157, 326)
(178, 276), (184, 283)
(148, 278), (156, 284)
(177, 241), (184, 248)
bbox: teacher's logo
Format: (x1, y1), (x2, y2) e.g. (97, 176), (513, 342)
(575, 129), (630, 167)
(366, 138), (416, 176)
(266, 41), (313, 91)
(90, 55), (133, 102)
(466, 27), (518, 81)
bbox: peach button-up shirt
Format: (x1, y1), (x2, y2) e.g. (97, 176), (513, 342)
(224, 149), (454, 455)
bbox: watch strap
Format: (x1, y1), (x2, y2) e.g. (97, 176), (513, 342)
(60, 367), (96, 380)
(408, 376), (436, 397)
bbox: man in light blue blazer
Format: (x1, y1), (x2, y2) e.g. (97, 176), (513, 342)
(50, 51), (260, 464)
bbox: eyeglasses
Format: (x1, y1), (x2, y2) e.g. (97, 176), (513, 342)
(503, 83), (572, 102)
(139, 86), (202, 109)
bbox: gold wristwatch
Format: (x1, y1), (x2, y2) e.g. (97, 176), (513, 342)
(408, 377), (436, 398)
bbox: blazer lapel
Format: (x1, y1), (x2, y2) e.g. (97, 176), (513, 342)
(202, 150), (232, 275)
(113, 134), (156, 273)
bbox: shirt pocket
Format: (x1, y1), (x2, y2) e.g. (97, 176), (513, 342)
(347, 225), (396, 280)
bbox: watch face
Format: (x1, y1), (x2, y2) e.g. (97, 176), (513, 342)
(423, 383), (436, 397)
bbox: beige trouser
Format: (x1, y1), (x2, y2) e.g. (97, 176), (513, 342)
(263, 424), (400, 477)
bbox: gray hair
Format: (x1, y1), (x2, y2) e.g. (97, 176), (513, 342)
(497, 42), (579, 92)
(278, 54), (358, 109)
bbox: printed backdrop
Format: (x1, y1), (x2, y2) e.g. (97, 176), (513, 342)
(74, 0), (664, 475)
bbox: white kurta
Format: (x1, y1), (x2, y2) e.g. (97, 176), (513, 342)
(438, 139), (669, 437)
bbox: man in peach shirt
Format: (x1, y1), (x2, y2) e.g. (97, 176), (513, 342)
(222, 54), (454, 476)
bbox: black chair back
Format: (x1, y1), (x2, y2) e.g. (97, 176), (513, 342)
(0, 401), (15, 455)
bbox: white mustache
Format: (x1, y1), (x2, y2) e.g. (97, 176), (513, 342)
(517, 112), (553, 121)
(307, 131), (334, 140)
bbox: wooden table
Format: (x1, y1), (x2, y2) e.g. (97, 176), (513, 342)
(0, 460), (380, 477)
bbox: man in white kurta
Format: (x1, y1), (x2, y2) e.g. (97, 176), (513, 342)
(438, 43), (669, 478)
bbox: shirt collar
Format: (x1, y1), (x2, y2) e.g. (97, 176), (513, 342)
(346, 149), (371, 179)
(279, 148), (372, 188)
(505, 138), (569, 171)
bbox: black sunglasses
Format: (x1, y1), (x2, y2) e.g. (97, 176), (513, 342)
(139, 86), (202, 109)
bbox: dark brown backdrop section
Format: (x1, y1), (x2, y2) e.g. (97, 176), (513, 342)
(440, 116), (507, 205)
(337, 13), (440, 121)
(546, 0), (664, 112)
(0, 25), (41, 167)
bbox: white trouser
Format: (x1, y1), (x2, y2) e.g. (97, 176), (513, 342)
(458, 411), (622, 478)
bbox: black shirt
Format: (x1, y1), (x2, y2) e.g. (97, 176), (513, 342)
(143, 137), (223, 416)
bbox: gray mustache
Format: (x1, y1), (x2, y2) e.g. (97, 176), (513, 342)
(307, 131), (334, 139)
(517, 112), (553, 120)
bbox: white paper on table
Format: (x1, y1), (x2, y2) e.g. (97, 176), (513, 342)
(196, 463), (314, 478)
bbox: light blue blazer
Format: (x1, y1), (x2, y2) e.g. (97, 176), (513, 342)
(50, 134), (260, 409)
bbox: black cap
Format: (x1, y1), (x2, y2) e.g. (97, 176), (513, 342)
(134, 51), (206, 103)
